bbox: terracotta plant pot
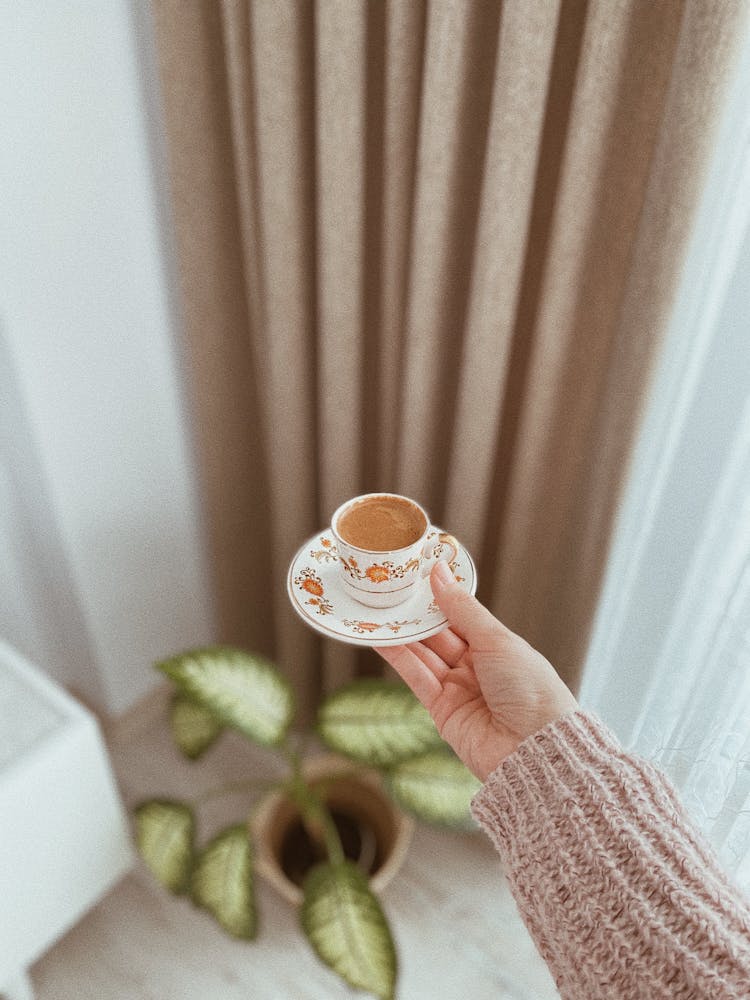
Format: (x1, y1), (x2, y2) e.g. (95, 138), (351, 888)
(251, 754), (414, 906)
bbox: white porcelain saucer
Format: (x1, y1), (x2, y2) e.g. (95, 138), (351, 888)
(287, 528), (477, 647)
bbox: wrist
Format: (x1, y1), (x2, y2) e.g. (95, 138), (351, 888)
(478, 702), (579, 782)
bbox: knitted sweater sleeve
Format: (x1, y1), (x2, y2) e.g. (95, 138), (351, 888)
(470, 710), (750, 1000)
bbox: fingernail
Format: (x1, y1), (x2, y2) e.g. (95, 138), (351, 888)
(433, 560), (453, 587)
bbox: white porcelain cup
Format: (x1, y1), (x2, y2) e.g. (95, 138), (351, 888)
(331, 493), (459, 609)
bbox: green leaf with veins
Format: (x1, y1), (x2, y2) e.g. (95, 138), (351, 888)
(387, 751), (481, 827)
(134, 799), (194, 893)
(301, 861), (396, 1000)
(170, 692), (223, 759)
(157, 647), (294, 747)
(317, 679), (443, 765)
(192, 824), (257, 939)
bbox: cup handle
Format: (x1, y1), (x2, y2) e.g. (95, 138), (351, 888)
(421, 532), (460, 578)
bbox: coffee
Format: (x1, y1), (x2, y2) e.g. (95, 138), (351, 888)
(337, 496), (426, 551)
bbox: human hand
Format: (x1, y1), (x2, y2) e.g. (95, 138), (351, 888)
(374, 560), (578, 781)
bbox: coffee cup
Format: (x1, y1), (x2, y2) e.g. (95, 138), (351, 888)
(330, 493), (459, 609)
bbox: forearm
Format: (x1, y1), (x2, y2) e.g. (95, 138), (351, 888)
(471, 711), (750, 1000)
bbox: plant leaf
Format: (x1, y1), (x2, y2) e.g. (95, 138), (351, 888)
(170, 692), (223, 759)
(134, 799), (194, 893)
(387, 751), (481, 827)
(301, 861), (396, 1000)
(317, 679), (443, 765)
(157, 647), (294, 747)
(192, 824), (257, 939)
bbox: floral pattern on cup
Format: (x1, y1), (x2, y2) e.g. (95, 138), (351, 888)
(308, 535), (464, 583)
(338, 554), (422, 585)
(298, 539), (462, 621)
(329, 494), (461, 610)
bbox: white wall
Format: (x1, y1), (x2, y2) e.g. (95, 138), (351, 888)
(0, 2), (214, 714)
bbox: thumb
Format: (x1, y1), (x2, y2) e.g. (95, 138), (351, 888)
(430, 560), (503, 649)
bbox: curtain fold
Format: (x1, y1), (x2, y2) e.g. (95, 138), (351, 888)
(152, 0), (747, 712)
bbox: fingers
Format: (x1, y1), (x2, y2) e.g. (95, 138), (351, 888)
(430, 561), (508, 651)
(422, 627), (469, 668)
(373, 644), (442, 708)
(405, 641), (450, 682)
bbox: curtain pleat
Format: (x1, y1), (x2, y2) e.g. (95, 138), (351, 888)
(150, 1), (276, 659)
(313, 2), (368, 689)
(152, 0), (747, 709)
(489, 0), (744, 683)
(378, 2), (426, 487)
(486, 0), (686, 676)
(220, 1), (323, 707)
(315, 1), (366, 520)
(397, 0), (503, 510)
(444, 1), (560, 555)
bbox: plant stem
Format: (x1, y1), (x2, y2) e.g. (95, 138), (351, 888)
(287, 775), (345, 866)
(281, 741), (302, 778)
(279, 740), (352, 866)
(189, 777), (282, 805)
(317, 796), (346, 866)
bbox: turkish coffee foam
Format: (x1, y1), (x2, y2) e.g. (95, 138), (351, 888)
(337, 496), (426, 551)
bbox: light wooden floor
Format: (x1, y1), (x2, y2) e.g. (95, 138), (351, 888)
(29, 687), (559, 1000)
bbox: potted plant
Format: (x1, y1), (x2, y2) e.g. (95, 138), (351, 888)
(133, 647), (480, 1000)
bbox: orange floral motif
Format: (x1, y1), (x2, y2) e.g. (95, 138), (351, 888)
(294, 568), (334, 615)
(339, 555), (420, 584)
(365, 564), (390, 583)
(385, 620), (421, 633)
(310, 538), (339, 563)
(343, 618), (423, 635)
(351, 621), (381, 633)
(448, 558), (464, 583)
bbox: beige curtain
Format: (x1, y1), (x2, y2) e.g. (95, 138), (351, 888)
(151, 0), (746, 714)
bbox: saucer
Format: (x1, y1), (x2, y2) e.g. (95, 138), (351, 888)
(287, 528), (477, 647)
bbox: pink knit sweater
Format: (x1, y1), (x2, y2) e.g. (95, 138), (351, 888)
(470, 711), (750, 999)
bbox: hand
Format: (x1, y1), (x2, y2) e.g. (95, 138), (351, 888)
(374, 560), (578, 781)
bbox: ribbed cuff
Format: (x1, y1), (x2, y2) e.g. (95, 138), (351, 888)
(471, 709), (622, 842)
(469, 709), (750, 1000)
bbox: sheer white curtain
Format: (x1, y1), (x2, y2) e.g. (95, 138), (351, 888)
(580, 31), (750, 890)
